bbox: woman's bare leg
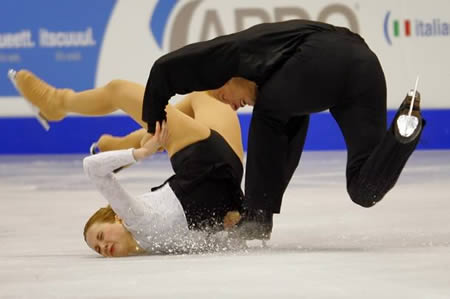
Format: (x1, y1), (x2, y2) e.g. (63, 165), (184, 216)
(173, 93), (195, 118)
(96, 128), (147, 152)
(164, 92), (243, 161)
(96, 105), (208, 156)
(164, 104), (210, 156)
(15, 70), (147, 128)
(189, 92), (244, 161)
(15, 70), (238, 159)
(93, 92), (243, 159)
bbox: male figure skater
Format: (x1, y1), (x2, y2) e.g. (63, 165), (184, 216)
(141, 20), (424, 240)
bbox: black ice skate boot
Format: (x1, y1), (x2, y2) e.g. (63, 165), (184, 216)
(230, 209), (273, 241)
(394, 89), (423, 144)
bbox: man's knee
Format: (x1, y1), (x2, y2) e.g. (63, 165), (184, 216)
(347, 185), (384, 208)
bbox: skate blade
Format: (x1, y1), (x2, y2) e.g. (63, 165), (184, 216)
(407, 89), (417, 97)
(7, 69), (50, 131)
(89, 142), (99, 155)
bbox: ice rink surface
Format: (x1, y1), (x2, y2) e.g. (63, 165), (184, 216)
(1, 151), (449, 299)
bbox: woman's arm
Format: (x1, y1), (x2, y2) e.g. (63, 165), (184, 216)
(83, 121), (168, 219)
(83, 148), (145, 219)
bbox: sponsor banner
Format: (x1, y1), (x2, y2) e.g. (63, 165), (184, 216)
(0, 0), (449, 152)
(1, 0), (449, 111)
(0, 0), (116, 96)
(98, 0), (450, 108)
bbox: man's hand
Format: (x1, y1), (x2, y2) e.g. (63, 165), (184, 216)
(133, 121), (168, 161)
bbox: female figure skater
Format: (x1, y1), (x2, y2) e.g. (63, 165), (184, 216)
(9, 69), (245, 257)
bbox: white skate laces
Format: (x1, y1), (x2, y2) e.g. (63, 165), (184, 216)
(7, 69), (50, 131)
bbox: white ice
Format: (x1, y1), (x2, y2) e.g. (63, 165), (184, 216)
(1, 151), (449, 299)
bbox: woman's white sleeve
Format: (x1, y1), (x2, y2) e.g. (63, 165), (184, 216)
(83, 149), (145, 220)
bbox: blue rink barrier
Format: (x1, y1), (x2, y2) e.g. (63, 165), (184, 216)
(0, 109), (449, 154)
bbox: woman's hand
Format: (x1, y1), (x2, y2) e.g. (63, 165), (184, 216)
(133, 121), (169, 161)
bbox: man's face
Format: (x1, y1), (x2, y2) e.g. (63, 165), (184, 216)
(210, 77), (257, 111)
(85, 219), (136, 257)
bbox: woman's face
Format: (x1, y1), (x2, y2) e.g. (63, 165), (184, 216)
(85, 218), (137, 257)
(210, 77), (257, 111)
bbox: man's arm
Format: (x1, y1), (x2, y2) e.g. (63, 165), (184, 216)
(142, 36), (240, 133)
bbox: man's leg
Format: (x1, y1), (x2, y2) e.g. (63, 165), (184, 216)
(283, 115), (310, 197)
(237, 112), (286, 240)
(331, 74), (424, 208)
(237, 113), (309, 240)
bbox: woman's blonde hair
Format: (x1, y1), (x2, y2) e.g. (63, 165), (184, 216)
(83, 205), (116, 240)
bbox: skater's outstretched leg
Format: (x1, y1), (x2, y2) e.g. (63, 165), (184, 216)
(12, 69), (147, 128)
(13, 69), (71, 121)
(331, 87), (425, 208)
(91, 128), (148, 153)
(11, 70), (241, 160)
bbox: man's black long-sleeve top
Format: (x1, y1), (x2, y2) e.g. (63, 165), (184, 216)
(142, 19), (337, 133)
